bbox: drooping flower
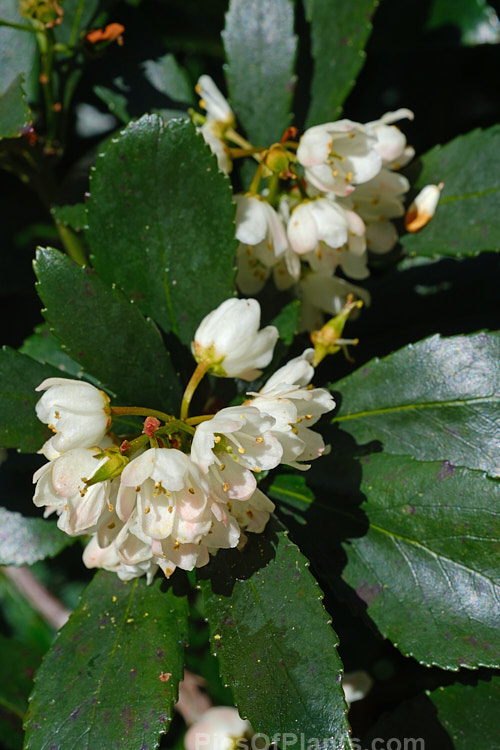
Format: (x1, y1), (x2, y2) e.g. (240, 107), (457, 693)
(248, 349), (335, 468)
(296, 120), (382, 195)
(297, 271), (371, 331)
(35, 377), (111, 459)
(33, 446), (117, 536)
(184, 706), (254, 750)
(192, 298), (278, 380)
(365, 109), (414, 167)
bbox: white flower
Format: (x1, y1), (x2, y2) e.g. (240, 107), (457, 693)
(191, 405), (282, 493)
(340, 168), (410, 254)
(192, 298), (278, 380)
(196, 75), (235, 174)
(297, 120), (382, 195)
(117, 448), (212, 544)
(185, 707), (254, 750)
(405, 182), (444, 233)
(235, 195), (289, 294)
(248, 349), (335, 468)
(287, 198), (350, 255)
(33, 447), (117, 536)
(35, 377), (110, 459)
(229, 487), (275, 534)
(365, 108), (414, 167)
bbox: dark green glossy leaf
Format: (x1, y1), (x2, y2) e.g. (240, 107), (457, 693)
(20, 323), (100, 383)
(94, 83), (130, 123)
(24, 570), (189, 750)
(34, 246), (181, 410)
(332, 331), (500, 477)
(426, 0), (500, 46)
(0, 74), (31, 138)
(223, 0), (297, 145)
(402, 127), (500, 257)
(86, 116), (237, 345)
(429, 677), (500, 748)
(268, 472), (314, 512)
(0, 636), (42, 750)
(0, 347), (61, 452)
(304, 0), (379, 126)
(199, 517), (352, 745)
(0, 509), (72, 565)
(341, 452), (500, 669)
(51, 203), (87, 233)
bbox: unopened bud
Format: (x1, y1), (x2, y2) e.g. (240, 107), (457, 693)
(262, 145), (291, 177)
(86, 446), (129, 486)
(310, 295), (362, 366)
(405, 182), (444, 233)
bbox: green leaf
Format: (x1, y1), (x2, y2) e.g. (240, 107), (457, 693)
(304, 0), (379, 126)
(341, 452), (500, 669)
(425, 0), (500, 46)
(86, 115), (237, 345)
(53, 0), (103, 47)
(0, 636), (42, 750)
(0, 347), (61, 452)
(401, 127), (500, 258)
(332, 331), (500, 477)
(429, 677), (500, 748)
(0, 73), (31, 138)
(24, 570), (189, 750)
(271, 299), (301, 347)
(0, 509), (72, 565)
(199, 517), (352, 745)
(34, 247), (181, 411)
(223, 0), (297, 145)
(0, 0), (38, 100)
(51, 203), (87, 233)
(268, 472), (314, 512)
(20, 323), (101, 383)
(94, 83), (130, 123)
(142, 53), (194, 105)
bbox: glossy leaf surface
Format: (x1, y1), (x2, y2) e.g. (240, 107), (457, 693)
(429, 676), (500, 748)
(223, 0), (297, 145)
(34, 247), (181, 410)
(200, 517), (352, 746)
(304, 0), (379, 126)
(86, 116), (237, 345)
(25, 571), (189, 750)
(402, 127), (500, 257)
(332, 331), (500, 477)
(341, 452), (500, 668)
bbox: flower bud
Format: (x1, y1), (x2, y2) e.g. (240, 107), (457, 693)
(310, 295), (363, 366)
(405, 182), (444, 232)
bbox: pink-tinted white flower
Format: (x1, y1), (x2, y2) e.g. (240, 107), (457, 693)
(229, 487), (275, 534)
(297, 120), (382, 195)
(35, 378), (110, 459)
(33, 447), (117, 535)
(287, 198), (350, 255)
(192, 298), (278, 380)
(117, 448), (211, 544)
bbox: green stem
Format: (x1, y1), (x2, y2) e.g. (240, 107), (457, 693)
(0, 19), (39, 32)
(111, 406), (173, 422)
(55, 221), (88, 265)
(185, 414), (216, 426)
(180, 362), (210, 421)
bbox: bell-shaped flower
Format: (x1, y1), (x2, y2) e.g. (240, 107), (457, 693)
(365, 109), (414, 166)
(117, 448), (211, 545)
(287, 198), (350, 255)
(35, 377), (111, 459)
(248, 349), (335, 468)
(297, 120), (382, 195)
(33, 447), (117, 535)
(192, 298), (278, 381)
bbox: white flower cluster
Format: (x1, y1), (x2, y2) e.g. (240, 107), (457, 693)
(32, 299), (334, 584)
(195, 76), (414, 330)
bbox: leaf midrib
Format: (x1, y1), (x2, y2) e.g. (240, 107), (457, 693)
(332, 395), (496, 423)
